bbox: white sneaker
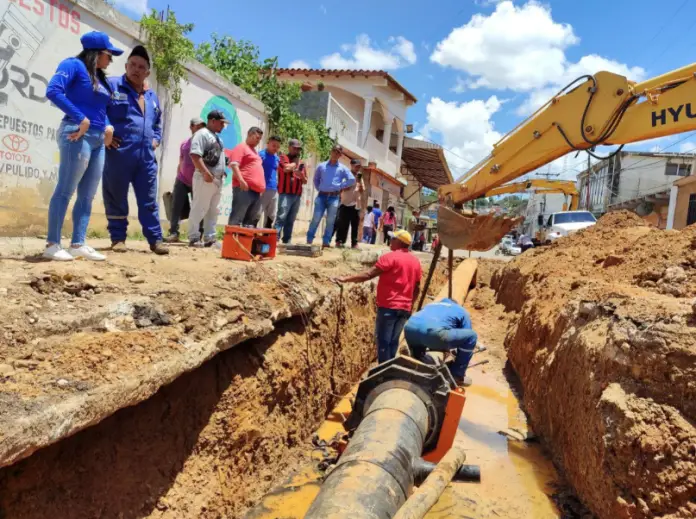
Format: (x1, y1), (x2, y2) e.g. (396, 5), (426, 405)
(69, 245), (106, 261)
(43, 244), (74, 261)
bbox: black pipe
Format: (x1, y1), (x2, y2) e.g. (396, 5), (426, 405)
(304, 388), (429, 518)
(412, 458), (481, 485)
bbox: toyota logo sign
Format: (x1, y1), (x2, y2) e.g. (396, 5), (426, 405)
(2, 134), (29, 153)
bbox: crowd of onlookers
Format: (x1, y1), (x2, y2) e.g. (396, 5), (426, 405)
(42, 31), (431, 262)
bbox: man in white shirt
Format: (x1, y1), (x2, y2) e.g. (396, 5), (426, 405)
(335, 159), (364, 248)
(362, 205), (375, 243)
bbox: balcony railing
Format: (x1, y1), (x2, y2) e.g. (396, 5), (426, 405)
(327, 95), (359, 146)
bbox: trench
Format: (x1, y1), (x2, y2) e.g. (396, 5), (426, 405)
(0, 287), (377, 519)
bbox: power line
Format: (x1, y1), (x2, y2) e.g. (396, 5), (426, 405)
(411, 129), (475, 166)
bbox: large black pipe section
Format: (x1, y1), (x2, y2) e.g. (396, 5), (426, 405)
(304, 388), (429, 519)
(412, 458), (481, 484)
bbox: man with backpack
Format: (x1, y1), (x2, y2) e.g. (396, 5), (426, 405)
(187, 110), (228, 247)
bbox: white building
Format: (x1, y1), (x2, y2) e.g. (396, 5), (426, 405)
(577, 151), (696, 228)
(276, 68), (417, 179)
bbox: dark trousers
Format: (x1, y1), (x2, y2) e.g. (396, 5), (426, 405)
(228, 187), (262, 226)
(521, 243), (534, 252)
(335, 205), (360, 246)
(168, 179), (204, 237)
(383, 224), (394, 245)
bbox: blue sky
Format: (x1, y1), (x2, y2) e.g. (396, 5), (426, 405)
(114, 0), (696, 180)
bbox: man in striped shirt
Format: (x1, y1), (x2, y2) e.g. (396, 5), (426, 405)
(275, 139), (307, 244)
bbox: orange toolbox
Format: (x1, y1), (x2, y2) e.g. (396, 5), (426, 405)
(222, 226), (277, 261)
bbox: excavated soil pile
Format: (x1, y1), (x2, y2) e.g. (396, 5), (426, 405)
(491, 211), (696, 519)
(0, 285), (376, 519)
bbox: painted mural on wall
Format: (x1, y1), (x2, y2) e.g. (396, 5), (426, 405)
(0, 0), (268, 233)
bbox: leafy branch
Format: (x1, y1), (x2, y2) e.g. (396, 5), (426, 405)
(140, 9), (195, 104)
(196, 35), (334, 159)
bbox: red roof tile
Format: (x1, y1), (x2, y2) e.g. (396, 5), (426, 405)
(275, 68), (417, 104)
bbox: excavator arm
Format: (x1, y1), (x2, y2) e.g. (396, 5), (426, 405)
(437, 63), (696, 251)
(484, 179), (579, 211)
(439, 63), (696, 205)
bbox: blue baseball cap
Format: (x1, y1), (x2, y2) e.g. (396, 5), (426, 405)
(80, 31), (124, 56)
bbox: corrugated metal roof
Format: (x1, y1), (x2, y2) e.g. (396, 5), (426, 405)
(400, 136), (453, 190)
(275, 68), (417, 104)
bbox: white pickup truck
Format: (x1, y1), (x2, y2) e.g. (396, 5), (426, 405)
(536, 211), (597, 244)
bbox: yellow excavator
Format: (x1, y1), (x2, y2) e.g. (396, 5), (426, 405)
(484, 179), (579, 212)
(437, 63), (696, 251)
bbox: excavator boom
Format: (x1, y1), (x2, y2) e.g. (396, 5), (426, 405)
(485, 179), (579, 211)
(437, 63), (696, 251)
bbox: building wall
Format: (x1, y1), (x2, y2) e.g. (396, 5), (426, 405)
(673, 181), (696, 229)
(325, 87), (363, 124)
(0, 0), (267, 237)
(291, 91), (329, 122)
(615, 155), (688, 203)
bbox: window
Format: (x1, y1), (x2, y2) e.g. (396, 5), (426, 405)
(665, 163), (692, 177)
(553, 212), (597, 224)
(688, 194), (696, 226)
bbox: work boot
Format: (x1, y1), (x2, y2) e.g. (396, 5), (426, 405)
(111, 241), (127, 253)
(322, 243), (332, 250)
(164, 233), (180, 243)
(150, 241), (170, 255)
(453, 375), (473, 387)
(189, 240), (203, 248)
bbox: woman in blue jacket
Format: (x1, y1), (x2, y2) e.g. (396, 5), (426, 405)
(44, 31), (123, 261)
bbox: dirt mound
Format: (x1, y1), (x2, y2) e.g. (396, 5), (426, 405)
(595, 209), (649, 229)
(492, 213), (696, 518)
(0, 286), (376, 519)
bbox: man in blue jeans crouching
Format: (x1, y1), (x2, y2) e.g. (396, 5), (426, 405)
(404, 298), (478, 387)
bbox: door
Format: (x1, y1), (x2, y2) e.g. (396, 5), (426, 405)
(687, 194), (696, 226)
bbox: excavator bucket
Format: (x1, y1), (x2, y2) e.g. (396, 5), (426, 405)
(437, 206), (524, 252)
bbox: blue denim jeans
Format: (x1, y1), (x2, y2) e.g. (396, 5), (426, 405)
(404, 324), (478, 378)
(362, 227), (373, 243)
(47, 122), (105, 245)
(375, 307), (411, 364)
(275, 193), (302, 244)
(307, 193), (340, 245)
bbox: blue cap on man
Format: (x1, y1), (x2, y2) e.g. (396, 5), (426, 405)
(80, 31), (124, 56)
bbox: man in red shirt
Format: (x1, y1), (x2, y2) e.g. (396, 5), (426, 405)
(226, 127), (265, 226)
(335, 229), (422, 363)
(275, 138), (307, 243)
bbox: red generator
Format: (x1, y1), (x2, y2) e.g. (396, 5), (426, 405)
(222, 226), (277, 262)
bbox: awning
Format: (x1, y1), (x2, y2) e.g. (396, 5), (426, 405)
(400, 137), (454, 190)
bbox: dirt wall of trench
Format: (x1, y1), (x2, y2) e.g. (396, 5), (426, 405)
(0, 285), (376, 519)
(491, 211), (696, 519)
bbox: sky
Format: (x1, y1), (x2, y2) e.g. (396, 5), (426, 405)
(112, 0), (696, 181)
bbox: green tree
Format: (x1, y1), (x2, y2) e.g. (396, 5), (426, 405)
(140, 10), (195, 104)
(195, 35), (333, 159)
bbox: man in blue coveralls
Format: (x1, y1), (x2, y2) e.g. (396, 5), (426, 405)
(404, 298), (478, 387)
(103, 45), (168, 255)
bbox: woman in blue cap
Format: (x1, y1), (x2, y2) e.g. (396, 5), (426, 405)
(43, 31), (123, 261)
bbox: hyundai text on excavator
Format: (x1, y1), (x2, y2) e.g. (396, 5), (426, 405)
(437, 63), (696, 251)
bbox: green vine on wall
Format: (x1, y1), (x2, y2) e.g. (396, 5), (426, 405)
(137, 17), (333, 158)
(140, 9), (195, 104)
(196, 35), (334, 159)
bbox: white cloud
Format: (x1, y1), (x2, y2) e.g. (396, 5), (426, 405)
(112, 0), (148, 15)
(422, 96), (503, 173)
(516, 55), (646, 115)
(320, 34), (417, 70)
(431, 1), (644, 116)
(431, 1), (577, 91)
(390, 37), (417, 65)
(320, 4), (327, 14)
(288, 60), (310, 69)
(680, 142), (696, 154)
(451, 77), (469, 93)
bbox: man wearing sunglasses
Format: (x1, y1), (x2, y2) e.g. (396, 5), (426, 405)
(103, 45), (169, 255)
